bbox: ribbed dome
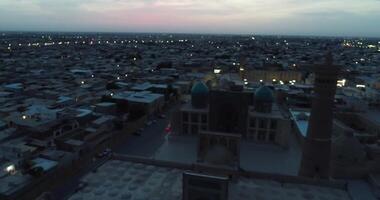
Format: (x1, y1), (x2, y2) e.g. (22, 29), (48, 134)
(191, 81), (209, 95)
(255, 85), (274, 102)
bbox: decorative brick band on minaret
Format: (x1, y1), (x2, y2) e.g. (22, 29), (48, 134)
(298, 52), (340, 179)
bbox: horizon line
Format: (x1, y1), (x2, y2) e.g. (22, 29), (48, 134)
(1, 29), (379, 39)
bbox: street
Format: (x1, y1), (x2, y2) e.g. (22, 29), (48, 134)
(113, 103), (179, 157)
(113, 115), (169, 157)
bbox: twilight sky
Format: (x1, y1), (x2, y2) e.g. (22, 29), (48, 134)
(0, 0), (379, 37)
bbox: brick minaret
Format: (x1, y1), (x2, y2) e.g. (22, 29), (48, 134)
(298, 52), (340, 178)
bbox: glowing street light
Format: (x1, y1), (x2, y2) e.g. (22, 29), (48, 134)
(5, 164), (16, 174)
(337, 79), (346, 87)
(356, 84), (366, 88)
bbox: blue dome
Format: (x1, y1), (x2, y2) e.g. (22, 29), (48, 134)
(255, 86), (274, 102)
(191, 81), (209, 108)
(191, 81), (209, 95)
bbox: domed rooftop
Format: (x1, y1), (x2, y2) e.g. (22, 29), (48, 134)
(255, 85), (274, 102)
(191, 81), (209, 95)
(191, 81), (209, 108)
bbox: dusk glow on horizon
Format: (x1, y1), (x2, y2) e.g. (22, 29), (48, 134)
(0, 0), (380, 37)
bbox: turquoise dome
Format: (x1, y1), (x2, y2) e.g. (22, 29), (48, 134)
(191, 81), (209, 95)
(255, 86), (274, 102)
(191, 81), (209, 108)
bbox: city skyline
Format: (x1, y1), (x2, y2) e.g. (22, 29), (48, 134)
(1, 0), (380, 37)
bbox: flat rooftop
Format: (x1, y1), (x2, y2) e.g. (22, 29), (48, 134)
(250, 103), (287, 119)
(180, 102), (208, 113)
(113, 91), (163, 104)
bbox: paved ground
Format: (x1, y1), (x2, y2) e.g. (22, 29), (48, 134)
(240, 131), (302, 176)
(113, 105), (177, 157)
(347, 179), (378, 200)
(68, 159), (353, 200)
(153, 135), (198, 163)
(51, 157), (110, 200)
(113, 117), (169, 157)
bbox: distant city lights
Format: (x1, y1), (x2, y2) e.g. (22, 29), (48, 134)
(5, 164), (16, 174)
(356, 84), (366, 88)
(337, 79), (346, 87)
(214, 69), (221, 74)
(289, 80), (296, 85)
